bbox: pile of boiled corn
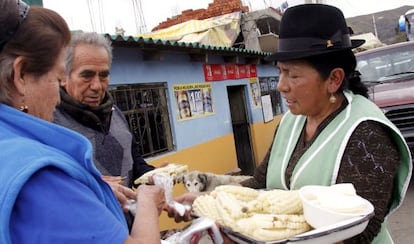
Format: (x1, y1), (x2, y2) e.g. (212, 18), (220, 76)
(192, 185), (312, 241)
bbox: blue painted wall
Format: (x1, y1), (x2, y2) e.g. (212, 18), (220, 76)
(110, 46), (280, 151)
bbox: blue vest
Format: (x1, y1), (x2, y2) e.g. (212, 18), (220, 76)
(0, 104), (126, 243)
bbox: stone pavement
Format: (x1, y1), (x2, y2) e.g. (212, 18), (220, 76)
(388, 178), (414, 244)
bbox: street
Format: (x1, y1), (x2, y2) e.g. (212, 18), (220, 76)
(388, 178), (414, 243)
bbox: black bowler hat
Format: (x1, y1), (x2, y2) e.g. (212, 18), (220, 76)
(265, 4), (365, 61)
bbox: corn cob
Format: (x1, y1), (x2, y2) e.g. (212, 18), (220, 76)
(236, 214), (311, 241)
(215, 191), (249, 219)
(251, 226), (311, 241)
(210, 185), (259, 202)
(257, 189), (303, 214)
(215, 196), (237, 228)
(133, 163), (188, 185)
(237, 214), (308, 230)
(192, 194), (221, 221)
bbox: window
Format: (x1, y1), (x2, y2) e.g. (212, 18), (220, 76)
(109, 83), (173, 157)
(356, 43), (414, 83)
(259, 76), (283, 115)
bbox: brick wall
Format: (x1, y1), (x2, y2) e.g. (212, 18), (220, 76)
(151, 0), (249, 31)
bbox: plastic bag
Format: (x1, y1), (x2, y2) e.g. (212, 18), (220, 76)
(163, 217), (223, 244)
(126, 173), (190, 216)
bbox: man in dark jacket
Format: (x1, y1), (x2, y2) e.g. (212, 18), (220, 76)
(54, 31), (154, 188)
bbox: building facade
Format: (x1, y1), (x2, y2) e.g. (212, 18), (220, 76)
(105, 35), (283, 229)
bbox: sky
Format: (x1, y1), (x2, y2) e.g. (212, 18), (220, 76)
(42, 0), (414, 36)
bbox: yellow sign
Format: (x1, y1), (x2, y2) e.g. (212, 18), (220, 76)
(173, 83), (214, 121)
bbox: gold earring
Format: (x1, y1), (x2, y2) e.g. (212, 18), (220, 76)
(329, 93), (337, 104)
(19, 96), (28, 113)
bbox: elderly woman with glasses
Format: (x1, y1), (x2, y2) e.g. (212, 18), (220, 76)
(0, 1), (165, 243)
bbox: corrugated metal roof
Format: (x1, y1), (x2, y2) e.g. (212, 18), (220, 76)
(105, 34), (272, 58)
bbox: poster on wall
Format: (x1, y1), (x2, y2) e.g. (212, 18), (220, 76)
(249, 78), (261, 107)
(261, 94), (274, 123)
(173, 83), (214, 121)
(203, 64), (227, 81)
(203, 64), (257, 81)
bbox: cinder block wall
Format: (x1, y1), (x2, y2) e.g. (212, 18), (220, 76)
(152, 0), (249, 31)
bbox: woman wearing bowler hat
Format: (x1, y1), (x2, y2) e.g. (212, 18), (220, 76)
(239, 4), (412, 244)
(167, 4), (412, 244)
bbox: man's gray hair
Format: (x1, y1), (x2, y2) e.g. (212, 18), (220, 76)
(65, 31), (113, 77)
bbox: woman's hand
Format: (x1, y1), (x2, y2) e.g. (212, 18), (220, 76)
(126, 185), (166, 243)
(165, 192), (204, 222)
(136, 184), (166, 215)
(102, 176), (136, 213)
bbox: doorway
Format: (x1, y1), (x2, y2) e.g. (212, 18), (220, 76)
(227, 85), (255, 175)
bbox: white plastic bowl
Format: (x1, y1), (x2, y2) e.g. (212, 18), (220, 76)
(299, 184), (374, 229)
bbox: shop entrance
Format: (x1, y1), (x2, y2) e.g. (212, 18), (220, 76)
(227, 85), (255, 175)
